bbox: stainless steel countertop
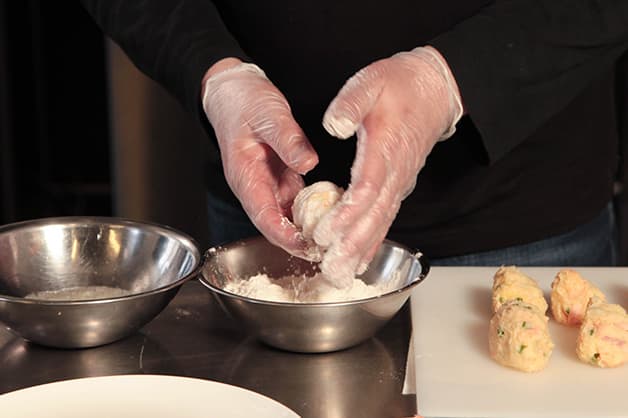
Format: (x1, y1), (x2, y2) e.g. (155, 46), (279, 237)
(0, 280), (417, 418)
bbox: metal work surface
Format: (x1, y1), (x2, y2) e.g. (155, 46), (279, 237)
(0, 280), (416, 418)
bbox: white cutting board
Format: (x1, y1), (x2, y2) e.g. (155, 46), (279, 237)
(410, 267), (628, 418)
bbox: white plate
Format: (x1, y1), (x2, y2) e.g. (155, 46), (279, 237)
(0, 374), (300, 418)
(411, 267), (628, 418)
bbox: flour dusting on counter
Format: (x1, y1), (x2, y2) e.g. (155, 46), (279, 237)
(224, 273), (402, 303)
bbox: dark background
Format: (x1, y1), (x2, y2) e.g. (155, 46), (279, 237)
(0, 1), (111, 221)
(1, 1), (628, 262)
(0, 1), (211, 248)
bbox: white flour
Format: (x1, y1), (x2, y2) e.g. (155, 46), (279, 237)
(25, 286), (132, 301)
(223, 272), (402, 303)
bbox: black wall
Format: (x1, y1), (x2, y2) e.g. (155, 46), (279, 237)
(0, 1), (112, 223)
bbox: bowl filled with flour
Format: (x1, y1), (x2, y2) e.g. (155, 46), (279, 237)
(0, 217), (201, 348)
(198, 236), (429, 353)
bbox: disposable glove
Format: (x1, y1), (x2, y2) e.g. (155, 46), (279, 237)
(201, 59), (319, 257)
(314, 46), (464, 286)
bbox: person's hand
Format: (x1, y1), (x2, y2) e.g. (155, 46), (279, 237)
(314, 46), (463, 285)
(201, 58), (319, 257)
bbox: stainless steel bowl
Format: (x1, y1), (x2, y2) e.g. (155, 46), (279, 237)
(199, 237), (429, 353)
(0, 217), (201, 348)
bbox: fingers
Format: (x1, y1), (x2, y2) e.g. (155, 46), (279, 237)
(357, 240), (383, 275)
(246, 90), (319, 175)
(203, 62), (319, 176)
(313, 126), (387, 247)
(322, 62), (386, 139)
(226, 143), (310, 258)
(275, 164), (306, 214)
(202, 62), (322, 257)
(314, 136), (402, 285)
(318, 182), (400, 285)
(251, 201), (309, 258)
(316, 51), (453, 281)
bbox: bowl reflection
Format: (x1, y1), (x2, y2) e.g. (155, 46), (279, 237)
(226, 337), (399, 418)
(0, 332), (182, 393)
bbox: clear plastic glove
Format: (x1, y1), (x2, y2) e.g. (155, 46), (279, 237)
(314, 46), (464, 286)
(201, 59), (319, 257)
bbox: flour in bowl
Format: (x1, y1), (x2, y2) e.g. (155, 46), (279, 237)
(223, 272), (403, 303)
(25, 286), (133, 301)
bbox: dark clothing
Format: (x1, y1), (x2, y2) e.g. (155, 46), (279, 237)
(432, 203), (618, 266)
(82, 0), (628, 258)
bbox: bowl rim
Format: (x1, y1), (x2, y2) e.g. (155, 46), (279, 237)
(198, 236), (430, 307)
(0, 216), (202, 305)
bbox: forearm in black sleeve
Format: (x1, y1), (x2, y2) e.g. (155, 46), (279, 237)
(430, 0), (628, 162)
(81, 0), (250, 120)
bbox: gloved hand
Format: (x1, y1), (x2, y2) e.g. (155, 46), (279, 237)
(201, 58), (319, 257)
(314, 46), (464, 286)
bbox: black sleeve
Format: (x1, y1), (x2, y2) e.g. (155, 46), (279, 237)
(430, 0), (628, 162)
(80, 0), (250, 121)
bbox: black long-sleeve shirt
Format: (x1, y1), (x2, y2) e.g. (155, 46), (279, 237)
(82, 0), (628, 258)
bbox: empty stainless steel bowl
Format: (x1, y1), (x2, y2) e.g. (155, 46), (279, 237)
(199, 237), (429, 353)
(0, 217), (201, 348)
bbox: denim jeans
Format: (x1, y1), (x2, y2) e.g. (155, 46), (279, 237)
(206, 194), (260, 247)
(207, 193), (618, 266)
(431, 203), (618, 267)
